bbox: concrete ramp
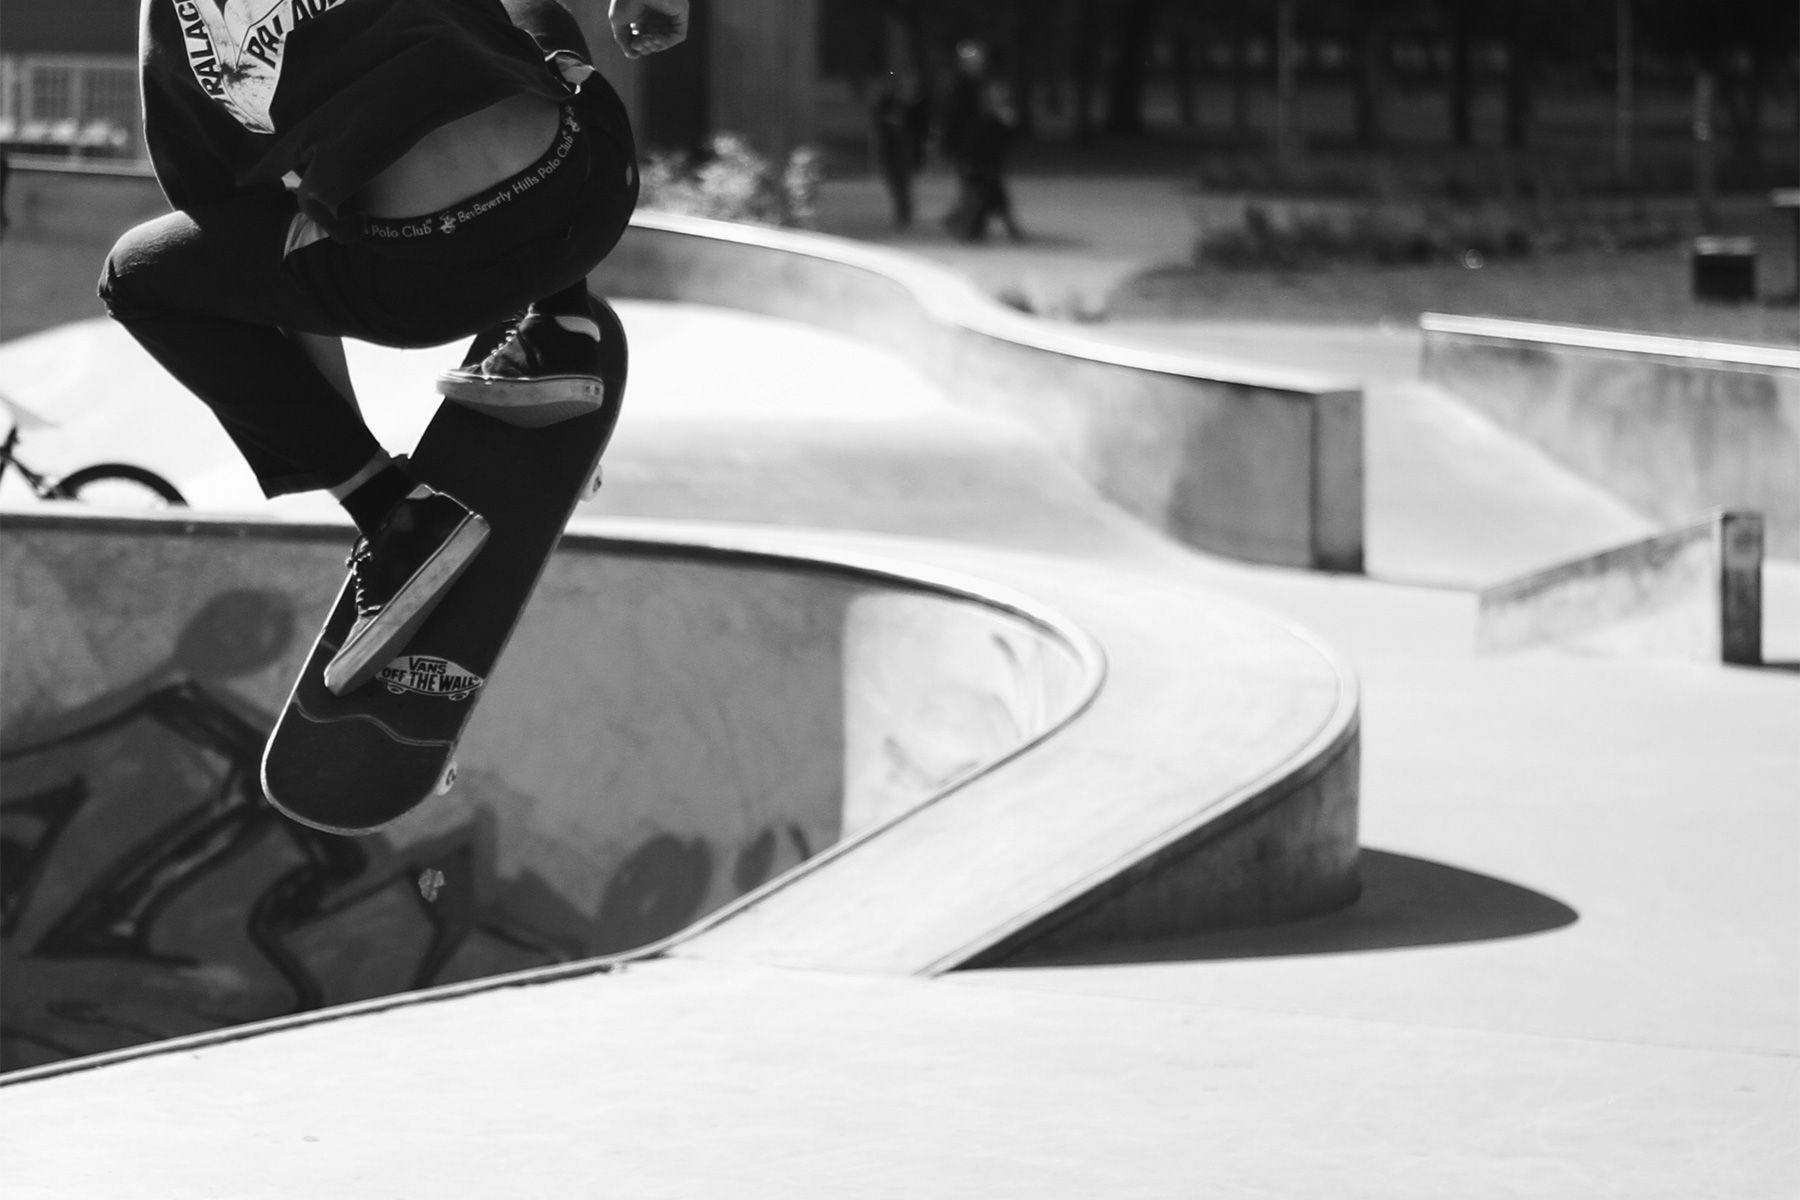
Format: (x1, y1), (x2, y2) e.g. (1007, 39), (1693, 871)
(0, 511), (1098, 1070)
(0, 507), (1353, 1079)
(3, 510), (1359, 1074)
(1476, 510), (1765, 664)
(1420, 313), (1800, 558)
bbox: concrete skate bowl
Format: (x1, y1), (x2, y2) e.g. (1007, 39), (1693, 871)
(596, 211), (1364, 573)
(0, 510), (1099, 1071)
(2, 508), (1360, 1078)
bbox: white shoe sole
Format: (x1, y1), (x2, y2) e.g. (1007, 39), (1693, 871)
(437, 374), (607, 429)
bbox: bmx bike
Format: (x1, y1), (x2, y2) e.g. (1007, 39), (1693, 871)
(0, 422), (187, 508)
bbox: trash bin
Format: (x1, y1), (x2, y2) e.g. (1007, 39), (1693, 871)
(1691, 236), (1758, 301)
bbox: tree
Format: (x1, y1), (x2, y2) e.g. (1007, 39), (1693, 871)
(1638, 0), (1798, 177)
(1102, 0), (1165, 134)
(1351, 0), (1395, 150)
(1447, 0), (1477, 146)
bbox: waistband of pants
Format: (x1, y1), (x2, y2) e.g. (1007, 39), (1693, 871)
(352, 104), (587, 247)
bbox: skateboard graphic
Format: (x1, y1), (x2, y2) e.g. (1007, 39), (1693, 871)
(261, 297), (628, 836)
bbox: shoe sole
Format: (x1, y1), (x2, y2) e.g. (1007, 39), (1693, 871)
(437, 373), (607, 429)
(323, 515), (491, 695)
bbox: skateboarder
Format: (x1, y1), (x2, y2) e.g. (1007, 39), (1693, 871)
(99, 0), (688, 692)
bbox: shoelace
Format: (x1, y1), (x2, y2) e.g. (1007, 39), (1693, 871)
(468, 318), (530, 375)
(469, 310), (596, 375)
(345, 540), (384, 618)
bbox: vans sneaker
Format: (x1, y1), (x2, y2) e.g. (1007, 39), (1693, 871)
(437, 296), (608, 428)
(324, 486), (490, 695)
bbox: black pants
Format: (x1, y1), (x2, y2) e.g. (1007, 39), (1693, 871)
(953, 172), (1017, 243)
(98, 0), (637, 498)
(877, 150), (914, 228)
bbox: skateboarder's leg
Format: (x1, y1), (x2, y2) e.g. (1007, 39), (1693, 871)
(99, 155), (622, 470)
(98, 193), (569, 689)
(98, 195), (391, 499)
(104, 8), (636, 688)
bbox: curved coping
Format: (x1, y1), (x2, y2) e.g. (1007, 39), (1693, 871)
(3, 507), (1361, 1085)
(703, 583), (1364, 979)
(0, 505), (1107, 765)
(0, 506), (1108, 1086)
(1421, 311), (1800, 373)
(626, 209), (1357, 397)
(6, 156), (156, 179)
(965, 611), (1360, 965)
(562, 515), (1111, 841)
(614, 211), (1367, 571)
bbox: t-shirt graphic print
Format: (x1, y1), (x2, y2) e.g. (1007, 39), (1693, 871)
(173, 0), (352, 133)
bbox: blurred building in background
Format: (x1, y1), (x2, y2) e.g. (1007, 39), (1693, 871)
(0, 0), (823, 168)
(4, 1), (1796, 192)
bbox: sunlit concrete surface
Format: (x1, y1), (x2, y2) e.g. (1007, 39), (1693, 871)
(601, 212), (1365, 570)
(1477, 509), (1765, 663)
(6, 956), (1794, 1200)
(2, 252), (1796, 1196)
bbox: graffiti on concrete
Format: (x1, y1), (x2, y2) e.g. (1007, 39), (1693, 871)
(1, 584), (815, 1072)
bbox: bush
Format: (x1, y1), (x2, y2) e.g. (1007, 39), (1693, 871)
(1186, 147), (1693, 271)
(1191, 195), (1681, 271)
(639, 133), (822, 228)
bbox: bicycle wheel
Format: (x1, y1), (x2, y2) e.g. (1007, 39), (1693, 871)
(53, 463), (188, 509)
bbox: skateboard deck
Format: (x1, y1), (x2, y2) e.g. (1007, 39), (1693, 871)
(261, 296), (628, 836)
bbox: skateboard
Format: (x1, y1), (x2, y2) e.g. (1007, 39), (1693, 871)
(261, 296), (628, 836)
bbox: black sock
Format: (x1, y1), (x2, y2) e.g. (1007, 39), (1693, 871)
(341, 465), (415, 536)
(534, 281), (590, 318)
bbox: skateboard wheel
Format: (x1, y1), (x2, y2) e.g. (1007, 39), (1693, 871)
(436, 759), (458, 796)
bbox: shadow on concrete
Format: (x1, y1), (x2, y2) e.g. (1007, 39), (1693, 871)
(993, 849), (1580, 968)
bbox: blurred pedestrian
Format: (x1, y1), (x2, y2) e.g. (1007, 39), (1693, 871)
(958, 81), (1024, 243)
(938, 38), (988, 237)
(869, 69), (928, 229)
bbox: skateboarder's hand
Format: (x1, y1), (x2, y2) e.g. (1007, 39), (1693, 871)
(610, 0), (688, 59)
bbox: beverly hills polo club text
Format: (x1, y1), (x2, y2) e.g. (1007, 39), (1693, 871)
(370, 112), (580, 240)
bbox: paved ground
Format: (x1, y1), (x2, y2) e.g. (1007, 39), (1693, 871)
(2, 176), (1797, 1197)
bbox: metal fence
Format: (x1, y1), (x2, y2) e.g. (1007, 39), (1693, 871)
(0, 55), (145, 162)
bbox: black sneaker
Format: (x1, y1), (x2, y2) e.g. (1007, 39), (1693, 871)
(437, 296), (609, 428)
(323, 486), (490, 695)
